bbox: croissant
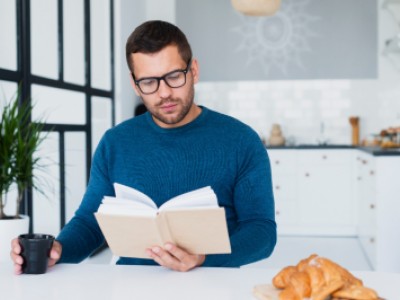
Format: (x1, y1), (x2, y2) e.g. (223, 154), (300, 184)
(272, 254), (379, 300)
(332, 284), (379, 300)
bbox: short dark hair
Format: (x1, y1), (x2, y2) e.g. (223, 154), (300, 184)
(125, 20), (192, 72)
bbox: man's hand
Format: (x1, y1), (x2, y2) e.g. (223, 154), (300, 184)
(10, 238), (62, 275)
(146, 243), (205, 272)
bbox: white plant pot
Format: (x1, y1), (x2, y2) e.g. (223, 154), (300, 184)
(0, 215), (30, 262)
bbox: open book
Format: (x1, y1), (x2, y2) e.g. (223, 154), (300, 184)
(94, 183), (231, 259)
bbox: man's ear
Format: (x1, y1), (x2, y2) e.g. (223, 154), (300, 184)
(129, 72), (141, 96)
(190, 58), (200, 84)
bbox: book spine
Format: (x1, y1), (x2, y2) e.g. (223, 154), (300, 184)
(157, 212), (175, 245)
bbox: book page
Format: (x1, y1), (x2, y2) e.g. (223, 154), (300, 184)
(159, 186), (218, 211)
(113, 183), (157, 210)
(97, 200), (156, 216)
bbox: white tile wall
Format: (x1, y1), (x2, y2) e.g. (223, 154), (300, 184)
(195, 78), (400, 145)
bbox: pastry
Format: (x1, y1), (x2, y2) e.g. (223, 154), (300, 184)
(273, 266), (298, 289)
(332, 284), (379, 300)
(270, 254), (380, 300)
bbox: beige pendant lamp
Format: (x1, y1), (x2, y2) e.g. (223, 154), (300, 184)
(231, 0), (281, 16)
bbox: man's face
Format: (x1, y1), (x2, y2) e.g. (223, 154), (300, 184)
(130, 45), (200, 128)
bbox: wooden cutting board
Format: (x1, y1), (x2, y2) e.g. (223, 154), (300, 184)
(253, 284), (280, 300)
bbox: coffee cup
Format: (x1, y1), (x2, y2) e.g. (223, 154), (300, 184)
(18, 233), (55, 274)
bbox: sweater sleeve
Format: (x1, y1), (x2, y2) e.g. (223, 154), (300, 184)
(203, 130), (277, 267)
(56, 136), (114, 263)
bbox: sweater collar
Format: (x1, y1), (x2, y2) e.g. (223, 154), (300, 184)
(145, 105), (209, 133)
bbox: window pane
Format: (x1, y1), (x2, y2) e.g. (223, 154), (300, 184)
(31, 84), (86, 124)
(92, 96), (112, 154)
(0, 0), (17, 70)
(33, 132), (60, 235)
(63, 0), (85, 85)
(0, 80), (18, 106)
(90, 0), (111, 90)
(65, 132), (86, 223)
(31, 0), (58, 79)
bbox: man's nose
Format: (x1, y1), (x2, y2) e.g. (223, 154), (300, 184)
(157, 79), (172, 98)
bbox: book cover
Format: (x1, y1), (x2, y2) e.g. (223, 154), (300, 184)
(94, 183), (232, 259)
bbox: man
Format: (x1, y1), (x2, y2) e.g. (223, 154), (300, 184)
(11, 20), (276, 272)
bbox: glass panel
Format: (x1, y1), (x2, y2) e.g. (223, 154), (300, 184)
(90, 0), (111, 90)
(0, 0), (17, 70)
(31, 0), (58, 79)
(65, 132), (86, 223)
(63, 0), (85, 85)
(31, 84), (86, 124)
(0, 80), (18, 106)
(92, 96), (112, 154)
(33, 132), (60, 235)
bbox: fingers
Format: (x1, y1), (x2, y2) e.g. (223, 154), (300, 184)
(146, 243), (205, 272)
(10, 238), (23, 275)
(48, 241), (62, 267)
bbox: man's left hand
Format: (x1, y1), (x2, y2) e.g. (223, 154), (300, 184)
(146, 243), (205, 272)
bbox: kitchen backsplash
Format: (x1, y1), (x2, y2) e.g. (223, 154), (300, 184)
(196, 79), (400, 145)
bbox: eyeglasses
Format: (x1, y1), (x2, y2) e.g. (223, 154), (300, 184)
(132, 60), (192, 95)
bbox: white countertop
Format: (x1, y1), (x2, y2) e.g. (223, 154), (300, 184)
(1, 262), (399, 299)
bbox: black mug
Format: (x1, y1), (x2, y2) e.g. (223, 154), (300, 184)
(18, 233), (55, 274)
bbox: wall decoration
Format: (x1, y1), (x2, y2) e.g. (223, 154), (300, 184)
(176, 0), (378, 81)
(232, 0), (318, 75)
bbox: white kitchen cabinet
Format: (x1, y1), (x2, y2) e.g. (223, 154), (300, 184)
(296, 150), (355, 235)
(268, 149), (356, 236)
(355, 151), (400, 272)
(268, 147), (400, 272)
(268, 150), (298, 227)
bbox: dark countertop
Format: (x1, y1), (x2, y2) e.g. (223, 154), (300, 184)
(266, 144), (400, 156)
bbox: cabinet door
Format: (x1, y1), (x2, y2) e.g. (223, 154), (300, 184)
(296, 150), (355, 235)
(267, 150), (298, 229)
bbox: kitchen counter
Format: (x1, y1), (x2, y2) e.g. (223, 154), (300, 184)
(1, 262), (399, 300)
(266, 145), (400, 156)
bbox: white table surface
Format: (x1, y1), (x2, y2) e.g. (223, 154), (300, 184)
(1, 262), (399, 300)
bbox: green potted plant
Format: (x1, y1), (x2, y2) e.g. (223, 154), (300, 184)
(0, 87), (47, 261)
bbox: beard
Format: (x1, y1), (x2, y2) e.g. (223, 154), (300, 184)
(142, 84), (196, 127)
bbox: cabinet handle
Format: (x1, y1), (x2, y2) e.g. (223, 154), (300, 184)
(370, 204), (375, 209)
(305, 173), (310, 177)
(357, 176), (362, 181)
(275, 160), (280, 165)
(275, 185), (280, 190)
(362, 160), (368, 165)
(322, 155), (327, 160)
(276, 210), (280, 215)
(369, 237), (375, 243)
(369, 170), (375, 176)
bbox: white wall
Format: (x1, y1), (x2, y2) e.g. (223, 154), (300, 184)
(114, 0), (176, 123)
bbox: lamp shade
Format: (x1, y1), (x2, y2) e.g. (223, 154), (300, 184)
(231, 0), (281, 16)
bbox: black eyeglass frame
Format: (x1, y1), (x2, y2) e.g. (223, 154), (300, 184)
(132, 59), (192, 95)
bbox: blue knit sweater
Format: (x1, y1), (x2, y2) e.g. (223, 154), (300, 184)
(57, 106), (276, 267)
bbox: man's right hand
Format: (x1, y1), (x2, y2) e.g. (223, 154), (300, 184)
(10, 238), (62, 275)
